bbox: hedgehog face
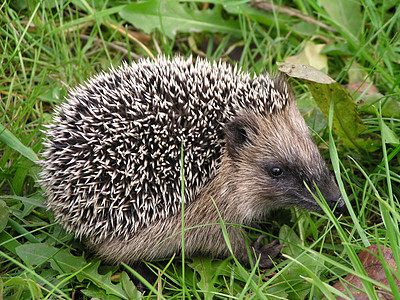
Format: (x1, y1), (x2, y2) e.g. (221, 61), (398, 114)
(224, 107), (344, 217)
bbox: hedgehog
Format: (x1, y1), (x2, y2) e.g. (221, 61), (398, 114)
(40, 55), (344, 269)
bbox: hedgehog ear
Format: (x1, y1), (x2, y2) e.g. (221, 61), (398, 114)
(224, 115), (257, 158)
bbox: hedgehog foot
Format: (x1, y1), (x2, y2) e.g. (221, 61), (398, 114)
(251, 235), (285, 268)
(123, 262), (164, 293)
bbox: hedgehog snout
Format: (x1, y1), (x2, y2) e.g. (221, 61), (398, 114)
(314, 176), (344, 216)
(326, 194), (345, 216)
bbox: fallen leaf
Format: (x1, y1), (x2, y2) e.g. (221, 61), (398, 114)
(346, 81), (379, 95)
(285, 41), (328, 72)
(277, 63), (334, 84)
(278, 63), (374, 150)
(332, 245), (400, 299)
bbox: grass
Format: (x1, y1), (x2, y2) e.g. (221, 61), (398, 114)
(1, 0), (400, 299)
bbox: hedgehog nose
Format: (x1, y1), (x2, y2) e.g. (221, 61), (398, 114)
(327, 195), (345, 216)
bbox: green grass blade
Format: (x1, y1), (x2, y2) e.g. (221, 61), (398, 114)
(0, 124), (39, 162)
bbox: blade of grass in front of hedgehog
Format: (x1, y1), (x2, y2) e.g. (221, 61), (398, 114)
(328, 99), (379, 298)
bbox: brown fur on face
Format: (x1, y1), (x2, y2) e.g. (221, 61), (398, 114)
(92, 94), (343, 267)
(225, 105), (341, 219)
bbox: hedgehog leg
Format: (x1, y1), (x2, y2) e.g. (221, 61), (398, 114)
(122, 262), (176, 293)
(122, 262), (158, 292)
(250, 236), (285, 268)
(229, 229), (284, 268)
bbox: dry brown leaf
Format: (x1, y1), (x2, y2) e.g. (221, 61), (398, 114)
(332, 245), (399, 299)
(346, 81), (379, 95)
(277, 63), (334, 84)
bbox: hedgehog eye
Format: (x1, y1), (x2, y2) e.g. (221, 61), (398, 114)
(269, 167), (284, 178)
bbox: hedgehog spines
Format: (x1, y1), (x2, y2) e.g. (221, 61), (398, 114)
(41, 55), (292, 244)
